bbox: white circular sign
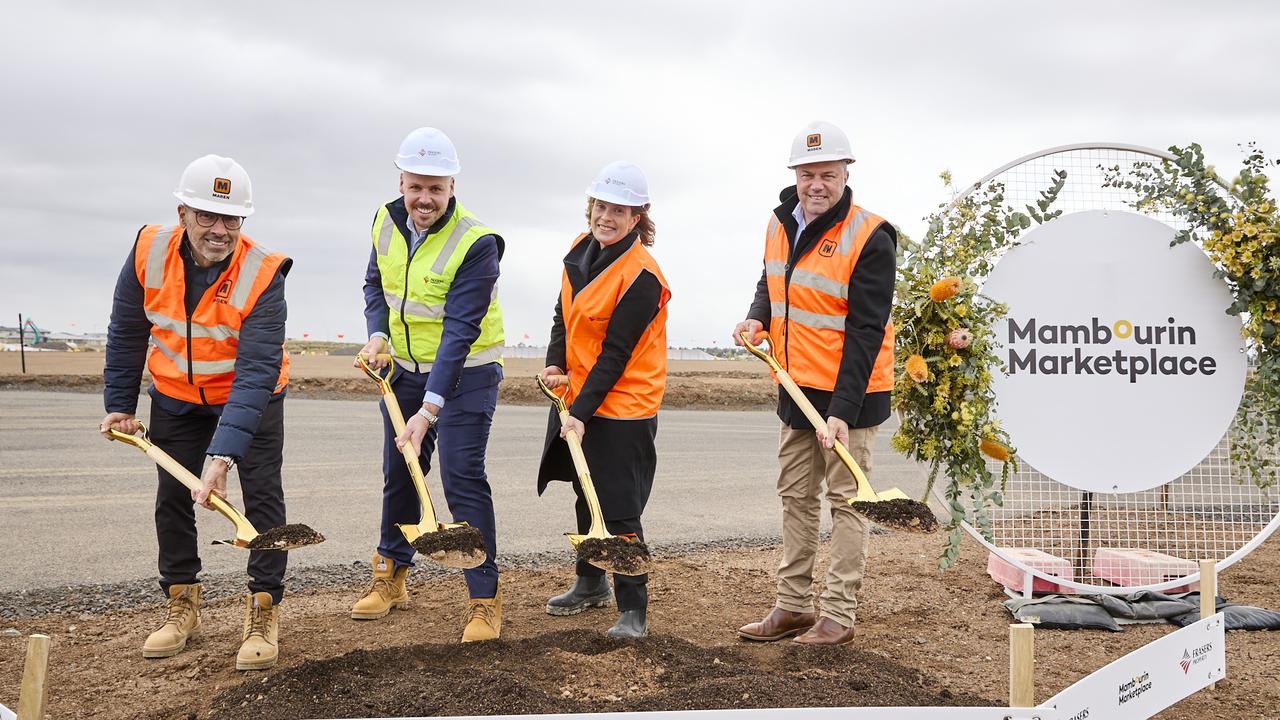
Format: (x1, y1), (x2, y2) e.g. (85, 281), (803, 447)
(984, 210), (1246, 493)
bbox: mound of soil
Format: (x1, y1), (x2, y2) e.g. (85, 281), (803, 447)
(410, 526), (487, 556)
(852, 498), (940, 533)
(207, 629), (993, 718)
(245, 524), (326, 550)
(578, 537), (652, 575)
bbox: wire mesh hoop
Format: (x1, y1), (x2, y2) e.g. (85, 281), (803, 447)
(937, 142), (1280, 594)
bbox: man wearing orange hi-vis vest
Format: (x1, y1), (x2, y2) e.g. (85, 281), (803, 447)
(99, 155), (293, 670)
(733, 121), (896, 646)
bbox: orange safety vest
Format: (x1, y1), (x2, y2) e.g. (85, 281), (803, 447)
(763, 203), (894, 394)
(133, 224), (291, 405)
(560, 234), (672, 419)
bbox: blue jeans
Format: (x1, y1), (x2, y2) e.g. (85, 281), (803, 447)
(377, 364), (500, 598)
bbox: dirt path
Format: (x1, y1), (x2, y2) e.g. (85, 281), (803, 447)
(0, 353), (777, 408)
(2, 532), (1276, 719)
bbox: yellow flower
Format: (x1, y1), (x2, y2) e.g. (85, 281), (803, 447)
(948, 354), (963, 367)
(906, 354), (930, 383)
(955, 304), (969, 317)
(929, 277), (962, 302)
(979, 437), (1013, 462)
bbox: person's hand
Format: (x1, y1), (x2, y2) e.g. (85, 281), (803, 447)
(539, 365), (567, 388)
(733, 319), (764, 347)
(100, 412), (140, 439)
(193, 459), (229, 509)
(559, 414), (587, 441)
(355, 336), (390, 369)
(395, 405), (437, 456)
(818, 416), (849, 451)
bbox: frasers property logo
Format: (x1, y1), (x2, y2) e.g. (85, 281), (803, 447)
(1004, 315), (1219, 384)
(1118, 671), (1152, 705)
(1179, 643), (1214, 674)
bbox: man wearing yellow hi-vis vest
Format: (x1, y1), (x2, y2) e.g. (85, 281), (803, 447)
(354, 127), (506, 642)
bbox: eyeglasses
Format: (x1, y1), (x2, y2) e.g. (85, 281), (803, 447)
(187, 207), (244, 230)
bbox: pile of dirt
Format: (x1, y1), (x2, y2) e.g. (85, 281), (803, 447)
(206, 630), (992, 718)
(0, 372), (778, 409)
(245, 524), (326, 551)
(410, 526), (487, 556)
(852, 498), (940, 533)
(578, 537), (652, 575)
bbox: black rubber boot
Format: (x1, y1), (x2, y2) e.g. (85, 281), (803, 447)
(606, 608), (648, 639)
(545, 575), (612, 616)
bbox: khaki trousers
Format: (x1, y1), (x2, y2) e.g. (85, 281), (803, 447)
(774, 423), (878, 627)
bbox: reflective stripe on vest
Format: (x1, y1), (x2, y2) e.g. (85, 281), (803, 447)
(134, 224), (290, 405)
(560, 234), (671, 420)
(371, 201), (505, 368)
(762, 203), (895, 393)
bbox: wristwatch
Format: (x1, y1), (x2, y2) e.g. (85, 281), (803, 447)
(417, 406), (440, 427)
(209, 454), (237, 472)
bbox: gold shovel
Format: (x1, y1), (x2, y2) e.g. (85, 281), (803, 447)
(107, 423), (325, 550)
(357, 353), (486, 570)
(740, 330), (910, 504)
(537, 374), (652, 576)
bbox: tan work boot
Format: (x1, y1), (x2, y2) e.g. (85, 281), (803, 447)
(350, 553), (410, 620)
(236, 592), (279, 671)
(142, 583), (202, 658)
(461, 586), (502, 643)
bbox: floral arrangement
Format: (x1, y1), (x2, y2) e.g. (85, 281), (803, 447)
(892, 169), (1066, 568)
(1105, 144), (1280, 490)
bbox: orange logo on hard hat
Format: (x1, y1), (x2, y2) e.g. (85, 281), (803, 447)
(213, 177), (232, 195)
(806, 134), (822, 148)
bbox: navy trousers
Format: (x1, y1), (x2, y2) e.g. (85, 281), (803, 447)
(150, 395), (288, 603)
(377, 364), (500, 598)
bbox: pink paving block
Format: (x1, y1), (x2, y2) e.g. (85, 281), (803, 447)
(1092, 548), (1199, 592)
(987, 548), (1075, 594)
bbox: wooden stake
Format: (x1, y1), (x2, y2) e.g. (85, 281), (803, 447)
(1009, 623), (1035, 708)
(1200, 559), (1218, 691)
(17, 634), (49, 720)
(1199, 559), (1217, 621)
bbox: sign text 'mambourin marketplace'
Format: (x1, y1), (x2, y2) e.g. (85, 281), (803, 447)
(1005, 316), (1218, 383)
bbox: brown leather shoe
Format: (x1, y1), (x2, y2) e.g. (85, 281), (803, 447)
(792, 617), (856, 646)
(737, 607), (816, 641)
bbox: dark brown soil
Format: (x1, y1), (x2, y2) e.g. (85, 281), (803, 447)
(852, 498), (939, 533)
(578, 537), (652, 575)
(206, 629), (994, 718)
(244, 524), (326, 551)
(410, 525), (487, 556)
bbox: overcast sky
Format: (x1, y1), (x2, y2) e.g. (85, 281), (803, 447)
(3, 1), (1279, 347)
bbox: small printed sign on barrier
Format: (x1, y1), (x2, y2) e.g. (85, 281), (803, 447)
(1040, 613), (1226, 720)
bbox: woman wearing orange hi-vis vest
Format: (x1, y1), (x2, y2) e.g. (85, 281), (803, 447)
(733, 121), (897, 647)
(537, 161), (671, 639)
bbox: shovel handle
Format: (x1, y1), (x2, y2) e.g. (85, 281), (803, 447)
(740, 331), (874, 498)
(357, 352), (440, 529)
(535, 374), (608, 540)
(106, 423), (260, 543)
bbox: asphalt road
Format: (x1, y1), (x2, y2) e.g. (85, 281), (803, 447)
(0, 391), (932, 591)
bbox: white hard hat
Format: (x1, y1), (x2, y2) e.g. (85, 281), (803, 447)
(172, 155), (255, 217)
(395, 127), (460, 176)
(787, 120), (855, 168)
(586, 161), (650, 206)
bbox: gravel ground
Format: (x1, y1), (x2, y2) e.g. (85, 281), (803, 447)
(0, 533), (886, 620)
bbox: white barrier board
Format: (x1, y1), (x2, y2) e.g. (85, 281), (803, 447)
(1040, 613), (1225, 720)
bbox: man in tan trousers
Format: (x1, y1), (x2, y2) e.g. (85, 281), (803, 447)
(733, 120), (897, 645)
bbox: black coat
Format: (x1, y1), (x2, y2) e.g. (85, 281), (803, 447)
(536, 230), (664, 520)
